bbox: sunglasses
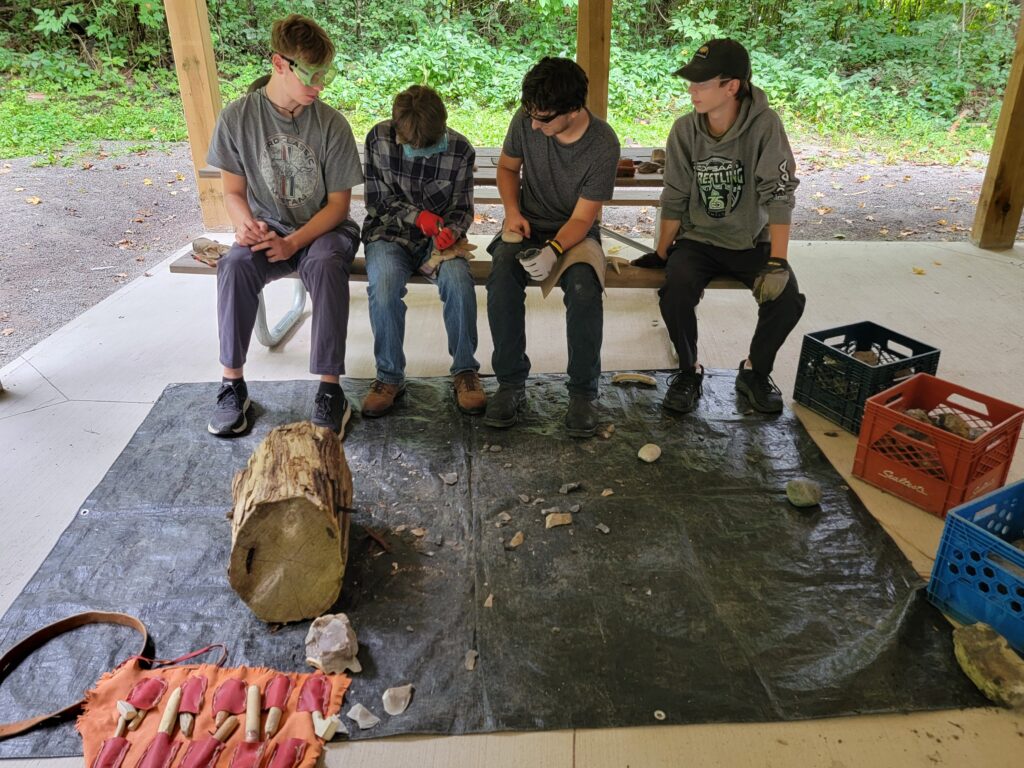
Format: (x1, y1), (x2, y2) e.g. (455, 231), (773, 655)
(525, 108), (570, 124)
(277, 53), (337, 88)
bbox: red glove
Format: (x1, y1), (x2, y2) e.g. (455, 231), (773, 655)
(415, 210), (444, 237)
(435, 227), (456, 250)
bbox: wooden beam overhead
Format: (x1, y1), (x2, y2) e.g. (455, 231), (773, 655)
(971, 13), (1024, 249)
(164, 0), (231, 231)
(576, 0), (612, 120)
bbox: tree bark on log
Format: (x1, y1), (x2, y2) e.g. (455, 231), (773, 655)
(228, 422), (352, 623)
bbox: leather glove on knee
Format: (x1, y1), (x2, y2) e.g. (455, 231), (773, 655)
(518, 239), (562, 281)
(752, 258), (791, 304)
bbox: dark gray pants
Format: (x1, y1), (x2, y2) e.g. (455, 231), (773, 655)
(659, 239), (806, 375)
(486, 239), (603, 398)
(217, 230), (356, 375)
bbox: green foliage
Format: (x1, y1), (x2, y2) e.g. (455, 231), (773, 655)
(0, 0), (1018, 162)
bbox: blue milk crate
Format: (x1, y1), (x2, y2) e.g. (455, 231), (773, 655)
(926, 478), (1024, 653)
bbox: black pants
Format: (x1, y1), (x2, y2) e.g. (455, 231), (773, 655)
(659, 239), (806, 375)
(486, 238), (603, 398)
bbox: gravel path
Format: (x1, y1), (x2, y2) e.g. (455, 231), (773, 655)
(0, 141), (1018, 368)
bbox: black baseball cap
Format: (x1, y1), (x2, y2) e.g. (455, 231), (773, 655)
(673, 38), (751, 82)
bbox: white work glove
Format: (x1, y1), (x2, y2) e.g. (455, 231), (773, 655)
(752, 258), (791, 304)
(518, 240), (562, 282)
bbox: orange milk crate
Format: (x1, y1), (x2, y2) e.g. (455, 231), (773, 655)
(852, 373), (1024, 517)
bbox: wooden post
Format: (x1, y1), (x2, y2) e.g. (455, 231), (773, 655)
(164, 0), (231, 231)
(971, 14), (1024, 249)
(576, 0), (612, 120)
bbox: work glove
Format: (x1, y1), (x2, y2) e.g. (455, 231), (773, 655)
(415, 210), (444, 237)
(518, 240), (561, 281)
(435, 227), (457, 251)
(631, 251), (666, 269)
(752, 258), (791, 304)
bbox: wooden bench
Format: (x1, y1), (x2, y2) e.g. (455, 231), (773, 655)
(170, 251), (743, 348)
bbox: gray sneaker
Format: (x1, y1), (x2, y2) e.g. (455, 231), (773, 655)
(208, 379), (250, 437)
(663, 367), (704, 413)
(484, 385), (526, 428)
(312, 388), (353, 436)
(735, 361), (783, 413)
(564, 394), (598, 438)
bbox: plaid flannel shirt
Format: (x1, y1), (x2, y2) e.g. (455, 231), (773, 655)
(361, 121), (475, 250)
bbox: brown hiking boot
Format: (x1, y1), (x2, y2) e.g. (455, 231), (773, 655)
(361, 379), (405, 418)
(453, 371), (486, 415)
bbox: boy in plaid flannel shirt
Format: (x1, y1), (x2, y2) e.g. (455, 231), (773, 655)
(360, 85), (485, 417)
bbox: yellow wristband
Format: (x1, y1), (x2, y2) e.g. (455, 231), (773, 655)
(546, 239), (564, 255)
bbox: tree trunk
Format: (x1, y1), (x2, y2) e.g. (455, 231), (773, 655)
(228, 422), (352, 623)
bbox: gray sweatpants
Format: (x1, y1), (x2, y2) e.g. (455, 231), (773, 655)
(217, 230), (357, 375)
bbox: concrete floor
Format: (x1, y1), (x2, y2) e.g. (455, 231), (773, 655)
(1, 237), (1022, 767)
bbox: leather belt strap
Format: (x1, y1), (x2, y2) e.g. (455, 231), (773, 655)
(0, 611), (148, 739)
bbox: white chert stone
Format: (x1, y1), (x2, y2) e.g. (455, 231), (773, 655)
(382, 684), (414, 716)
(305, 613), (361, 674)
(346, 703), (380, 730)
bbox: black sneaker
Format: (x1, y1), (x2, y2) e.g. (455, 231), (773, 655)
(312, 387), (353, 436)
(663, 367), (704, 413)
(564, 394), (598, 438)
(483, 385), (526, 428)
(735, 361), (783, 413)
(208, 379), (251, 437)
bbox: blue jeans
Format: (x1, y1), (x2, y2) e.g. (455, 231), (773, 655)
(486, 239), (603, 398)
(365, 239), (480, 384)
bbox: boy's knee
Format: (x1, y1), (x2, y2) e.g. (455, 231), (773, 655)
(305, 233), (354, 275)
(219, 245), (256, 271)
(487, 252), (524, 292)
(368, 267), (407, 300)
(438, 257), (473, 287)
(662, 258), (706, 303)
(561, 263), (601, 302)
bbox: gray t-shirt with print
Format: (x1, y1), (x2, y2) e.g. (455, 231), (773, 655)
(207, 89), (363, 237)
(501, 108), (620, 239)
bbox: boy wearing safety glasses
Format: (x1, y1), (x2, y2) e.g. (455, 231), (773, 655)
(359, 85), (484, 418)
(205, 14), (363, 437)
(633, 39), (805, 415)
(485, 57), (620, 438)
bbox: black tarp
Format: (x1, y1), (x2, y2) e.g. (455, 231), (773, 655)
(0, 373), (984, 757)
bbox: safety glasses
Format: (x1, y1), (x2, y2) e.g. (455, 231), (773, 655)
(277, 53), (337, 88)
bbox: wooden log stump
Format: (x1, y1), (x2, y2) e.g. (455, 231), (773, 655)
(228, 422), (352, 623)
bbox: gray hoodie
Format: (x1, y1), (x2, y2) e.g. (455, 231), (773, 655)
(660, 86), (798, 251)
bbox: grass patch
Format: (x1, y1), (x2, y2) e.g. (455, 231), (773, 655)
(0, 77), (186, 159)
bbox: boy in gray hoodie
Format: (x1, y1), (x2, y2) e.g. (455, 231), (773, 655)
(633, 39), (805, 414)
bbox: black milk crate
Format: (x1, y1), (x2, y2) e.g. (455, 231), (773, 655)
(793, 321), (940, 434)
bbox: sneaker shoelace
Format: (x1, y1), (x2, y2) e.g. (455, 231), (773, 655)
(754, 373), (781, 396)
(668, 370), (702, 392)
(313, 391), (335, 421)
(217, 382), (242, 408)
(370, 380), (392, 394)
